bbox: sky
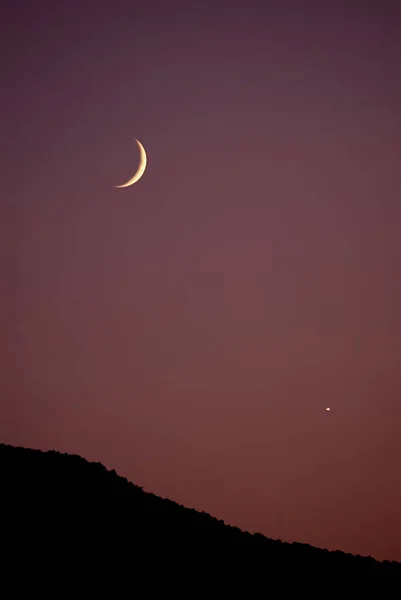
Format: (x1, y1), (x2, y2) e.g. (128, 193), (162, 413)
(2, 0), (401, 562)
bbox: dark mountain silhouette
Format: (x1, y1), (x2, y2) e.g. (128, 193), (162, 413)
(1, 442), (400, 583)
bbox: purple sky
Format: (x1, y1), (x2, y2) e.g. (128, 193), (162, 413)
(2, 1), (401, 561)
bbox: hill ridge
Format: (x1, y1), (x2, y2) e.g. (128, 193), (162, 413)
(1, 442), (399, 577)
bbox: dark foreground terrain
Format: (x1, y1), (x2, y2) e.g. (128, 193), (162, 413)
(1, 442), (399, 584)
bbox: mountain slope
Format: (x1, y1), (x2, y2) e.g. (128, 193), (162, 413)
(0, 442), (399, 579)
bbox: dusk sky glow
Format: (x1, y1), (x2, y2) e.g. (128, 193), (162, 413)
(2, 0), (401, 561)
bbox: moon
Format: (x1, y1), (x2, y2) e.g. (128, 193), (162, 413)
(114, 139), (147, 188)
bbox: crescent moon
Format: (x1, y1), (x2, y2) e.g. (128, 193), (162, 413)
(114, 139), (147, 188)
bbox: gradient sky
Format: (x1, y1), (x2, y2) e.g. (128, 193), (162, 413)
(2, 0), (401, 562)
